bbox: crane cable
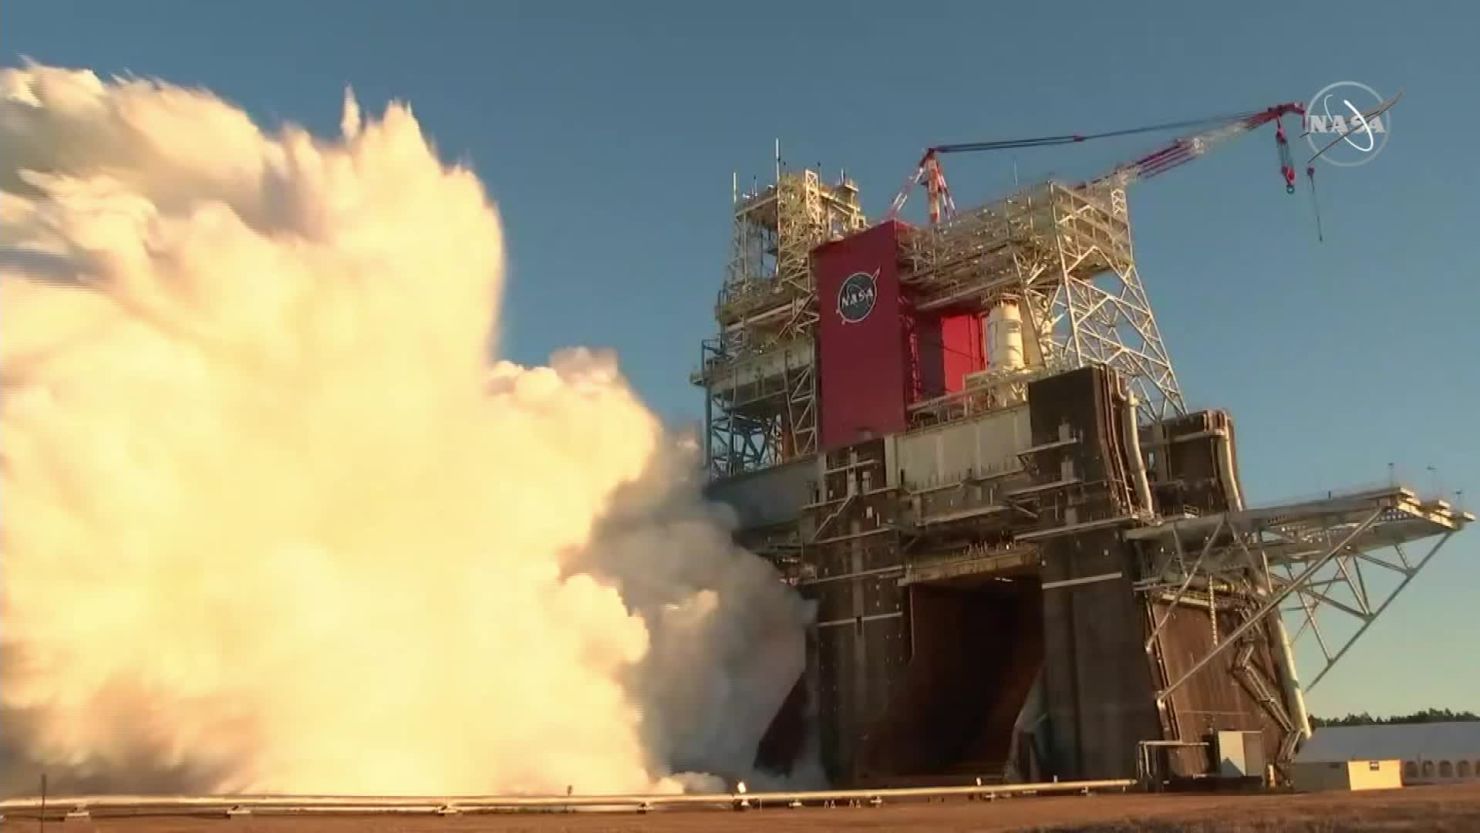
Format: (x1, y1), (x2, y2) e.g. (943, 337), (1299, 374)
(926, 109), (1261, 156)
(1280, 118), (1326, 243)
(891, 104), (1303, 219)
(1307, 165), (1325, 243)
(1275, 118), (1297, 194)
(1298, 91), (1401, 244)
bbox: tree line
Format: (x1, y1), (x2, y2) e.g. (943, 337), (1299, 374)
(1311, 708), (1480, 727)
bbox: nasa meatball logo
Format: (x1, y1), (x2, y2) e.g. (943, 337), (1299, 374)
(1305, 81), (1392, 168)
(837, 271), (878, 324)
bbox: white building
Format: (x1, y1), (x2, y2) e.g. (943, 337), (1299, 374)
(1297, 722), (1480, 784)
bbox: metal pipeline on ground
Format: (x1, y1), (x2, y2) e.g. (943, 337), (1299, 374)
(0, 778), (1136, 817)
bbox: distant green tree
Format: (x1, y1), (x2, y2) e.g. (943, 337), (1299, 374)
(1311, 708), (1480, 728)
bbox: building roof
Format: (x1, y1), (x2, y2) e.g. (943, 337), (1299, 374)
(1297, 722), (1480, 763)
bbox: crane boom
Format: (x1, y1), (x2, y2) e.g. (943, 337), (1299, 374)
(888, 101), (1308, 223)
(1093, 102), (1305, 189)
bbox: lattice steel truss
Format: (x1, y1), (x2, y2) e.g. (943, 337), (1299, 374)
(1126, 486), (1472, 758)
(696, 169), (866, 478)
(902, 181), (1186, 424)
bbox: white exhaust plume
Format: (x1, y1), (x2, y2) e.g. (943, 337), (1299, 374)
(0, 63), (812, 796)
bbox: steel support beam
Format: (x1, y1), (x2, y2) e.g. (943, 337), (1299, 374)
(1305, 531), (1453, 690)
(1155, 507), (1383, 704)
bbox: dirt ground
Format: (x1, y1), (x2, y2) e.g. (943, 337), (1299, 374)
(7, 782), (1480, 832)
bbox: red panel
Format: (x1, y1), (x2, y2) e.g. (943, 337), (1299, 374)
(909, 316), (945, 402)
(815, 221), (910, 450)
(940, 313), (985, 392)
(902, 312), (983, 403)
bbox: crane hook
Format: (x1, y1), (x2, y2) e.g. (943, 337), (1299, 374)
(1276, 119), (1296, 194)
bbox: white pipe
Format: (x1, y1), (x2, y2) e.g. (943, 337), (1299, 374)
(1122, 391), (1155, 515)
(1215, 430), (1245, 513)
(0, 779), (1136, 816)
(1214, 426), (1311, 745)
(1265, 592), (1313, 744)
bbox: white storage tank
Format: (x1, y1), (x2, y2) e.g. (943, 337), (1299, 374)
(985, 298), (1025, 371)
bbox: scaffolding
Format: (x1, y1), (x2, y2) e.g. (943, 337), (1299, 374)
(902, 182), (1186, 425)
(1126, 486), (1472, 760)
(695, 168), (866, 477)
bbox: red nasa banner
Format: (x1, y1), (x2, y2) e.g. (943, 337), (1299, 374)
(813, 221), (911, 451)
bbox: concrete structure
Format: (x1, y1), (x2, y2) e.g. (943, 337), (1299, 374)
(1298, 723), (1480, 785)
(1290, 759), (1403, 792)
(694, 148), (1471, 788)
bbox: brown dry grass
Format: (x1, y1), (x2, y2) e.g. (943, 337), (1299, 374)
(1026, 782), (1480, 832)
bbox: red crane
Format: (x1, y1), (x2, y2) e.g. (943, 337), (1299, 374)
(888, 102), (1309, 225)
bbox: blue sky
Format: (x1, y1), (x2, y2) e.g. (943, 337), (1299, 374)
(7, 1), (1477, 717)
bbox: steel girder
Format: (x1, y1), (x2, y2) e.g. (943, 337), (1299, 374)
(701, 170), (866, 478)
(1127, 486), (1472, 704)
(902, 182), (1186, 425)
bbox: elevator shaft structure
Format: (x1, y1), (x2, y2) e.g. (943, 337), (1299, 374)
(695, 170), (866, 477)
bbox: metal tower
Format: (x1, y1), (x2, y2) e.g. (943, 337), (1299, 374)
(902, 181), (1186, 425)
(893, 102), (1313, 427)
(695, 167), (866, 478)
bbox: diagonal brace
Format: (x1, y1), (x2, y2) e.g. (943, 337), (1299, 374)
(1156, 506), (1383, 704)
(1306, 532), (1454, 690)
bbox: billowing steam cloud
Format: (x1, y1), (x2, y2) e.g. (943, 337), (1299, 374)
(0, 63), (811, 796)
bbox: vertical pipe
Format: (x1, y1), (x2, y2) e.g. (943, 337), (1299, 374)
(1215, 432), (1245, 512)
(1216, 430), (1312, 744)
(1265, 588), (1313, 743)
(1122, 391), (1155, 515)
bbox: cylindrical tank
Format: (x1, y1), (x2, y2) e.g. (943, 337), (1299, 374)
(986, 298), (1025, 371)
